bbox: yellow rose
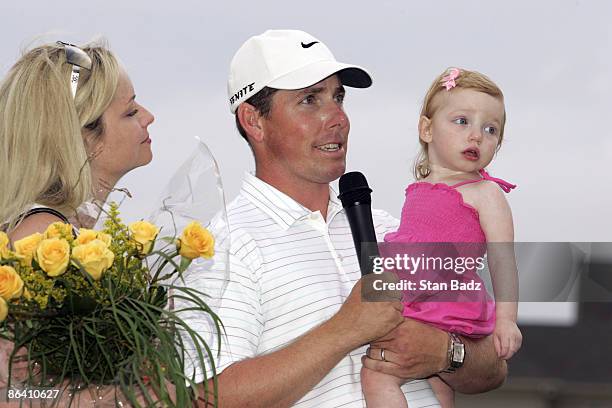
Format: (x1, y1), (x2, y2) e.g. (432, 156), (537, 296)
(128, 221), (159, 255)
(75, 229), (111, 248)
(36, 238), (71, 277)
(0, 265), (24, 301)
(44, 222), (73, 241)
(75, 229), (99, 246)
(0, 297), (7, 322)
(178, 221), (214, 260)
(0, 231), (9, 259)
(13, 233), (43, 266)
(71, 239), (114, 281)
(97, 232), (112, 247)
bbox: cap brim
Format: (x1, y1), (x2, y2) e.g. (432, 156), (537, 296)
(268, 60), (372, 90)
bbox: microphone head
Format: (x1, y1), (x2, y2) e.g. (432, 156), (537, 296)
(338, 171), (373, 207)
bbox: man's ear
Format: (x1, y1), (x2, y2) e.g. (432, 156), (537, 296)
(237, 103), (264, 143)
(418, 116), (433, 143)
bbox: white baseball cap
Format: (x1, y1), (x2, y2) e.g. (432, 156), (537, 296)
(228, 29), (372, 113)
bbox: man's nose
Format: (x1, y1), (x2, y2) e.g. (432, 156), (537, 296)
(325, 102), (348, 129)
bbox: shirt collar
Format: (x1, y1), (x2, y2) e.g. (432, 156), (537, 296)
(326, 185), (343, 221)
(240, 172), (344, 229)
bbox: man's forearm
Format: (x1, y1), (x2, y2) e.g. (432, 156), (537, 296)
(196, 318), (358, 408)
(438, 334), (507, 394)
(195, 277), (404, 407)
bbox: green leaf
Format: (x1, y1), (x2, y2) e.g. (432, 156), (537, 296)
(179, 256), (192, 272)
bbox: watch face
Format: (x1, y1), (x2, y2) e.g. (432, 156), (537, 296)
(452, 343), (465, 367)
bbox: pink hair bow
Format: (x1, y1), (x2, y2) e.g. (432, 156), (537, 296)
(479, 169), (517, 193)
(442, 68), (461, 91)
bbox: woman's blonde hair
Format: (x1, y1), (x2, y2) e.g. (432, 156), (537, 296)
(414, 67), (506, 180)
(0, 41), (120, 230)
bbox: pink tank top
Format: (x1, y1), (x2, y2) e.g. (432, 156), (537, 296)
(384, 169), (516, 336)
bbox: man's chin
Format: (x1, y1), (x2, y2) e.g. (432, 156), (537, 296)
(323, 166), (346, 183)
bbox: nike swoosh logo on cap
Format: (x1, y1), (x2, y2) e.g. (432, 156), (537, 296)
(301, 41), (319, 48)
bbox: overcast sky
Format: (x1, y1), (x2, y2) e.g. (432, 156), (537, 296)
(2, 0), (611, 323)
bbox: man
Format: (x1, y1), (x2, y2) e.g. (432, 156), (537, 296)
(183, 30), (506, 407)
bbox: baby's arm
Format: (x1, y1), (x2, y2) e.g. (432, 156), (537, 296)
(473, 181), (522, 360)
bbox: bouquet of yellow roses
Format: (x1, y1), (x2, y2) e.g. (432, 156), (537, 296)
(0, 203), (223, 407)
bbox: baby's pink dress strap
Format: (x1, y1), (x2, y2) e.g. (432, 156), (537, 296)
(451, 169), (517, 193)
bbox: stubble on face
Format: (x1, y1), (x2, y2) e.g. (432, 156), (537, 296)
(255, 75), (350, 194)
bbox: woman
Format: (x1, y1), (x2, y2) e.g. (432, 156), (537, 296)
(0, 40), (155, 405)
(0, 40), (154, 239)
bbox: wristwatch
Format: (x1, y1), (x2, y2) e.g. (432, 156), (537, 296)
(443, 333), (465, 373)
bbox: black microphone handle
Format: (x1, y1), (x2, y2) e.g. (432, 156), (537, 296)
(344, 203), (381, 275)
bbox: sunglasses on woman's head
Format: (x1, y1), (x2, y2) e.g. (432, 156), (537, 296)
(57, 41), (92, 98)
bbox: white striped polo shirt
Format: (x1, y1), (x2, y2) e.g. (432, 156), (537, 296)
(180, 172), (440, 408)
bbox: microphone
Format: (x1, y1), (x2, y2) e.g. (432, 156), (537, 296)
(338, 172), (380, 276)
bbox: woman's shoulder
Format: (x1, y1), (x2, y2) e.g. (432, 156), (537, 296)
(8, 206), (70, 242)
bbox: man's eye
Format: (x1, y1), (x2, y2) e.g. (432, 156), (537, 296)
(453, 117), (467, 125)
(301, 95), (316, 104)
(484, 126), (497, 135)
(335, 93), (345, 103)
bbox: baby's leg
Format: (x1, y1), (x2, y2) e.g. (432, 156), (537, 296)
(361, 366), (408, 408)
(428, 376), (455, 408)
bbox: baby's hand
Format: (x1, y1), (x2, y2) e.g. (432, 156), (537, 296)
(493, 318), (522, 360)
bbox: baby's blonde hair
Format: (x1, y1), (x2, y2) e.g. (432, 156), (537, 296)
(414, 67), (506, 180)
(0, 41), (120, 230)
